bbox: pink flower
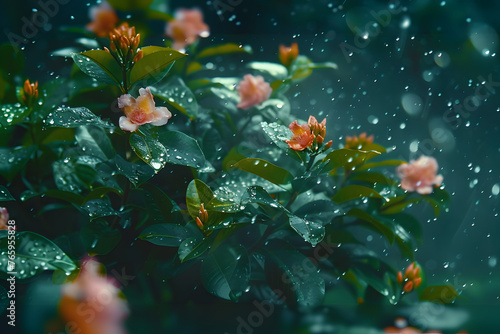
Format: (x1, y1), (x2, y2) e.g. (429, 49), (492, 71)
(0, 207), (9, 230)
(86, 1), (119, 38)
(396, 156), (443, 195)
(118, 87), (172, 132)
(59, 258), (129, 334)
(236, 74), (273, 109)
(285, 121), (315, 151)
(165, 8), (210, 51)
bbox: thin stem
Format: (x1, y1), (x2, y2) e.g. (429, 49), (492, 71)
(122, 69), (128, 94)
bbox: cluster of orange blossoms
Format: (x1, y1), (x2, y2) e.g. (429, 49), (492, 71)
(279, 42), (299, 67)
(0, 207), (9, 230)
(286, 116), (332, 151)
(196, 204), (209, 234)
(105, 23), (143, 65)
(397, 262), (422, 293)
(344, 132), (374, 150)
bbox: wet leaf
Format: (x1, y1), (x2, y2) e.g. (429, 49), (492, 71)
(157, 130), (206, 168)
(141, 183), (174, 223)
(73, 50), (122, 86)
(139, 224), (190, 247)
(75, 125), (115, 160)
(201, 244), (250, 300)
(81, 219), (121, 255)
(261, 121), (292, 150)
(107, 0), (153, 10)
(356, 159), (406, 172)
(130, 46), (186, 87)
(129, 133), (167, 172)
(288, 216), (325, 247)
(0, 232), (77, 280)
(43, 107), (114, 128)
(196, 43), (252, 59)
(332, 185), (385, 203)
(0, 186), (14, 201)
(150, 76), (198, 119)
(346, 208), (395, 245)
(114, 154), (155, 187)
(322, 148), (381, 172)
(232, 158), (293, 186)
(246, 62), (288, 79)
(178, 237), (211, 262)
(264, 239), (325, 308)
(0, 104), (31, 127)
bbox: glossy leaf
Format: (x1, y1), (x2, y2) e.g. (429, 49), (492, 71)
(0, 104), (31, 127)
(0, 232), (77, 280)
(288, 216), (325, 247)
(346, 208), (395, 245)
(157, 130), (206, 168)
(380, 196), (420, 214)
(246, 62), (288, 79)
(80, 219), (121, 255)
(130, 46), (186, 87)
(201, 244), (250, 300)
(43, 107), (114, 128)
(232, 158), (293, 186)
(0, 186), (14, 202)
(75, 125), (115, 160)
(141, 183), (174, 223)
(0, 146), (36, 181)
(139, 224), (190, 247)
(294, 200), (344, 225)
(150, 76), (198, 119)
(356, 159), (406, 172)
(419, 285), (458, 304)
(322, 148), (381, 172)
(73, 50), (122, 86)
(261, 121), (292, 150)
(196, 43), (252, 59)
(129, 133), (167, 172)
(264, 239), (325, 307)
(332, 185), (385, 203)
(114, 154), (155, 187)
(178, 237), (211, 262)
(107, 0), (153, 10)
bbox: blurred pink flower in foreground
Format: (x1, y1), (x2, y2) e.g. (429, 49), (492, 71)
(59, 258), (129, 334)
(396, 156), (443, 195)
(236, 74), (272, 109)
(165, 8), (209, 51)
(118, 87), (172, 132)
(0, 207), (9, 230)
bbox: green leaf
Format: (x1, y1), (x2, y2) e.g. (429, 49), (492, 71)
(0, 186), (15, 201)
(288, 216), (325, 247)
(350, 172), (397, 186)
(129, 133), (167, 172)
(0, 232), (77, 280)
(419, 285), (458, 304)
(157, 130), (206, 168)
(346, 208), (395, 245)
(141, 183), (174, 223)
(422, 187), (450, 216)
(73, 50), (122, 86)
(201, 244), (250, 300)
(186, 179), (215, 219)
(75, 125), (115, 160)
(232, 158), (293, 186)
(139, 223), (190, 246)
(107, 0), (153, 10)
(178, 237), (211, 262)
(197, 43), (252, 59)
(53, 159), (95, 193)
(246, 62), (288, 79)
(0, 104), (31, 127)
(332, 185), (385, 203)
(130, 46), (186, 87)
(260, 121), (292, 150)
(80, 219), (121, 255)
(0, 146), (36, 181)
(356, 159), (406, 172)
(114, 154), (155, 187)
(294, 200), (344, 225)
(380, 196), (420, 214)
(322, 148), (382, 172)
(43, 107), (114, 128)
(353, 264), (399, 304)
(264, 239), (325, 307)
(80, 198), (121, 221)
(150, 76), (198, 119)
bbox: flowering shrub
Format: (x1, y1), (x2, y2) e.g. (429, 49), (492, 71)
(0, 2), (456, 332)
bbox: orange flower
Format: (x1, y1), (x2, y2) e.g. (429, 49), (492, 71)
(86, 1), (118, 38)
(0, 207), (9, 230)
(118, 87), (172, 132)
(308, 116), (327, 143)
(108, 23), (142, 65)
(196, 203), (209, 231)
(397, 262), (422, 293)
(236, 74), (273, 109)
(396, 156), (443, 195)
(285, 121), (315, 151)
(165, 8), (209, 51)
(344, 132), (374, 150)
(279, 42), (299, 67)
(23, 79), (38, 100)
(59, 258), (128, 334)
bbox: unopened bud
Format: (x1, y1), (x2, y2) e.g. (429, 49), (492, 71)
(133, 50), (143, 63)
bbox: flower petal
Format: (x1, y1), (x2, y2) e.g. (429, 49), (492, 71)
(119, 116), (139, 132)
